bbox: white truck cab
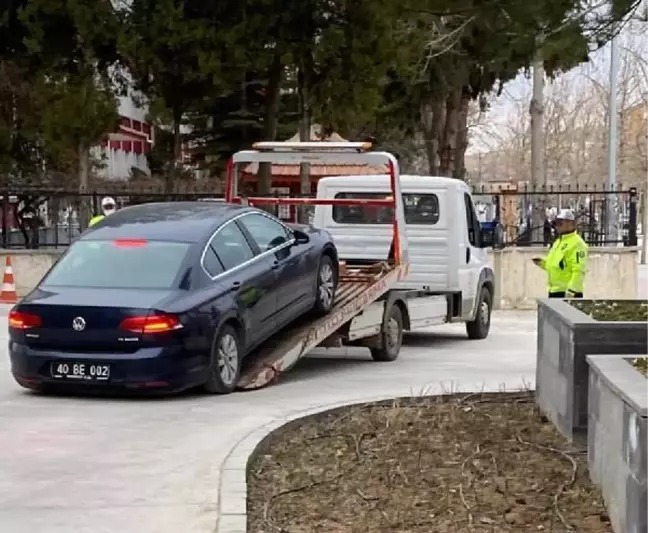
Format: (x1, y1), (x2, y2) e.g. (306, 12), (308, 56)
(313, 174), (496, 331)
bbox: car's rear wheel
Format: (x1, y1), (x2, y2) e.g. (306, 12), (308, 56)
(204, 324), (241, 394)
(312, 255), (337, 315)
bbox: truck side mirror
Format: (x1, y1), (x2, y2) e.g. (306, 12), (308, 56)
(480, 221), (504, 249)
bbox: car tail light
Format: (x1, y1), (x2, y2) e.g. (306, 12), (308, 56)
(9, 310), (42, 329)
(119, 313), (183, 334)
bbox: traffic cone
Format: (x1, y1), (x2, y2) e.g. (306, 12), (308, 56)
(0, 256), (18, 304)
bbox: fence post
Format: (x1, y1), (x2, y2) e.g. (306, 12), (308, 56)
(641, 189), (647, 264)
(628, 187), (638, 247)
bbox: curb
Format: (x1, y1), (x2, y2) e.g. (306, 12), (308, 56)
(214, 392), (427, 533)
(214, 383), (530, 533)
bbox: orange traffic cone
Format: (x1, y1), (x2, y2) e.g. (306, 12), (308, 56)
(0, 256), (18, 304)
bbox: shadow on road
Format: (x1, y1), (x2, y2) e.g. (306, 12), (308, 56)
(402, 331), (468, 347)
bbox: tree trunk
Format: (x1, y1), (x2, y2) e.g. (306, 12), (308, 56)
(78, 140), (90, 229)
(297, 51), (313, 223)
(170, 106), (183, 195)
(258, 53), (284, 195)
(530, 42), (546, 241)
(419, 94), (444, 175)
(439, 87), (461, 177)
(453, 90), (470, 180)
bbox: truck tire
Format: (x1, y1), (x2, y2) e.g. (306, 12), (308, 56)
(466, 287), (492, 340)
(204, 324), (241, 394)
(312, 255), (338, 316)
(370, 303), (403, 362)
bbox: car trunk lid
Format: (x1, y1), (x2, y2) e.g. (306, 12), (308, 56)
(15, 287), (179, 353)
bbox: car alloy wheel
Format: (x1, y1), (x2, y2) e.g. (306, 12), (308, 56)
(318, 261), (335, 310)
(217, 332), (239, 386)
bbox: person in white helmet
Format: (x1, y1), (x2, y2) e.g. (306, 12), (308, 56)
(89, 196), (118, 227)
(532, 208), (588, 298)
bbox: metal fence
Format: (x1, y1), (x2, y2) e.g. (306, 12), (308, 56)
(0, 183), (640, 249)
(471, 184), (639, 247)
(0, 186), (223, 249)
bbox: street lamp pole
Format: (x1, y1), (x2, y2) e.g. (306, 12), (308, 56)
(607, 34), (619, 244)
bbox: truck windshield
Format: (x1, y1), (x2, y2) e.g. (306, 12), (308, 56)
(332, 192), (440, 225)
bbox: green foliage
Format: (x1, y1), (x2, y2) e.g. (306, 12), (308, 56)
(0, 0), (642, 183)
(37, 74), (119, 170)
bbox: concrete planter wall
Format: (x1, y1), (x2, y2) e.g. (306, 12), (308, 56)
(587, 355), (647, 533)
(535, 299), (647, 442)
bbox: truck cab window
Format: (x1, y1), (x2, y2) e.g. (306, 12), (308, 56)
(333, 192), (439, 225)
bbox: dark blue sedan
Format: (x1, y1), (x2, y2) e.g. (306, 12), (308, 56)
(8, 202), (339, 394)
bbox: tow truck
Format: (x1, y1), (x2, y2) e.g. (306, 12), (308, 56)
(226, 141), (496, 391)
(224, 141), (417, 390)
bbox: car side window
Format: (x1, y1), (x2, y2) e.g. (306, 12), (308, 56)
(202, 245), (225, 278)
(210, 222), (255, 271)
(464, 192), (481, 247)
(238, 212), (292, 252)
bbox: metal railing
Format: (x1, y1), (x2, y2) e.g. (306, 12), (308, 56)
(0, 184), (223, 249)
(471, 184), (639, 247)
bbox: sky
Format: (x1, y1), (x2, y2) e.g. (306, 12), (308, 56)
(468, 9), (648, 155)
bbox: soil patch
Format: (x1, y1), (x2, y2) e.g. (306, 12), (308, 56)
(247, 392), (612, 533)
(570, 299), (648, 321)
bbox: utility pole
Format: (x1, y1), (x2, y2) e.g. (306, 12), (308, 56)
(530, 36), (545, 242)
(607, 34), (620, 244)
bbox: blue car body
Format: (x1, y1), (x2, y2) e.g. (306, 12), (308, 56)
(8, 202), (338, 393)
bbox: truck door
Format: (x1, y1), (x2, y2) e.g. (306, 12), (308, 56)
(459, 192), (485, 318)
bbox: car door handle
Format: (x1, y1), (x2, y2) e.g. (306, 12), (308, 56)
(466, 248), (471, 263)
(231, 281), (241, 292)
(271, 261), (280, 270)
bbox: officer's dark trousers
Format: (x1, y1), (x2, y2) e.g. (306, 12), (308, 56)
(548, 292), (583, 298)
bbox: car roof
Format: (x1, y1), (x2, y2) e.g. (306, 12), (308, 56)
(80, 201), (254, 243)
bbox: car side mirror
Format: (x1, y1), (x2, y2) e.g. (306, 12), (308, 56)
(293, 229), (310, 245)
(480, 221), (504, 249)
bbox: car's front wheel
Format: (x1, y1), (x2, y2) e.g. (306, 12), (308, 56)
(204, 324), (241, 394)
(312, 255), (337, 315)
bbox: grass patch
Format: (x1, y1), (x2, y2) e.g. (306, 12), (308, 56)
(632, 357), (648, 376)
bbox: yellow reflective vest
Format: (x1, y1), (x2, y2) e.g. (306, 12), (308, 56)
(89, 215), (105, 227)
(538, 231), (588, 294)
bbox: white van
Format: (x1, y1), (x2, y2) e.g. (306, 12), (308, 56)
(313, 174), (497, 338)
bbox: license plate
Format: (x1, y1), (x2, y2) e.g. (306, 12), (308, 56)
(50, 362), (111, 381)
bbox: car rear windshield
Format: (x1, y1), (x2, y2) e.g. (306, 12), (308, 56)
(332, 192), (440, 225)
(42, 239), (192, 289)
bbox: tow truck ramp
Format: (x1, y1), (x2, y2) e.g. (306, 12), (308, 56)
(237, 262), (407, 390)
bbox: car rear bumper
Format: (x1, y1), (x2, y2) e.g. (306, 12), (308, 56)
(9, 341), (208, 393)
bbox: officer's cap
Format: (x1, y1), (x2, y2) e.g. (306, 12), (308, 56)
(556, 208), (575, 221)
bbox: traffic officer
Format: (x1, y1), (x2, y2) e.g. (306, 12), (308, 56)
(89, 196), (117, 227)
(532, 208), (588, 298)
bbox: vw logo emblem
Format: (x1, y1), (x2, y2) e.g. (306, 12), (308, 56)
(72, 317), (86, 331)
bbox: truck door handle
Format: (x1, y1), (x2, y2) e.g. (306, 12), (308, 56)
(466, 248), (471, 263)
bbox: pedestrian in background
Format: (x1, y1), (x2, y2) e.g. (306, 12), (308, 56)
(532, 208), (588, 298)
(89, 196), (118, 227)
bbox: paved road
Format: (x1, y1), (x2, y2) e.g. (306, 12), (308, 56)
(0, 310), (538, 533)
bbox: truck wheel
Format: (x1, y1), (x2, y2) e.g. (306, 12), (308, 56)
(370, 304), (403, 362)
(312, 255), (337, 316)
(466, 287), (492, 340)
(204, 325), (241, 394)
